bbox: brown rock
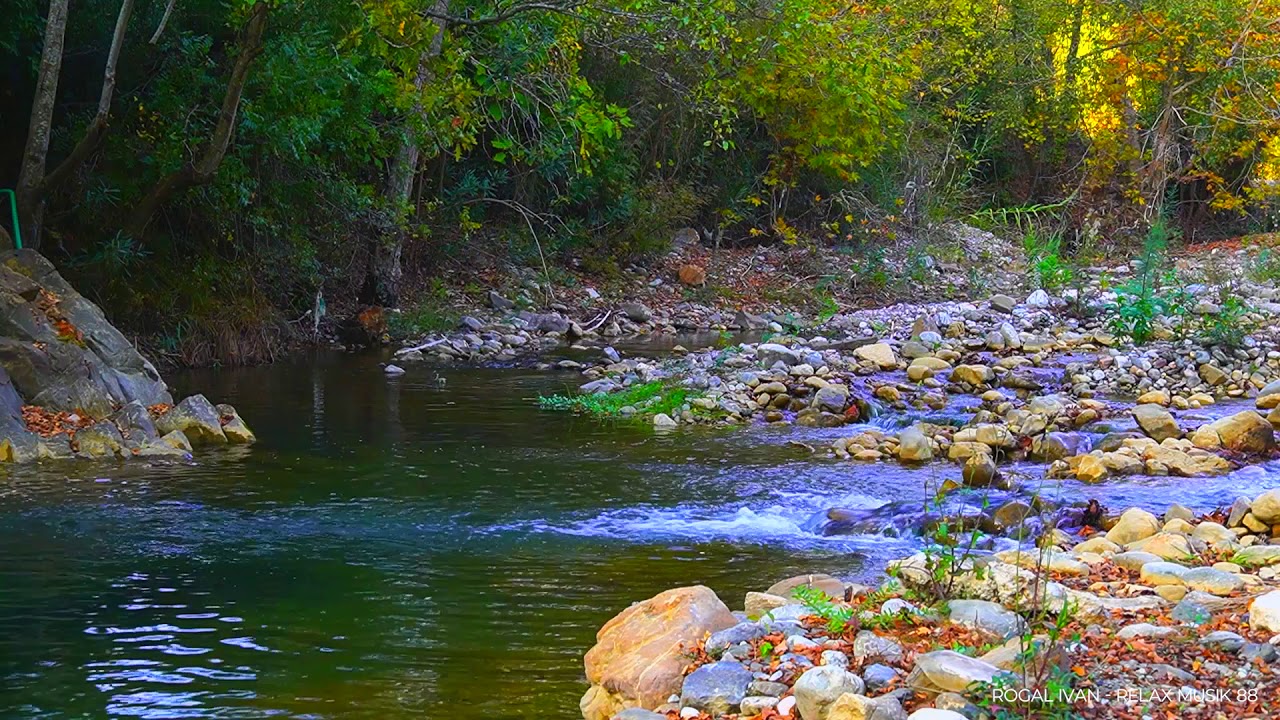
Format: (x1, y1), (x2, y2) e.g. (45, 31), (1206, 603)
(1207, 410), (1275, 454)
(581, 586), (735, 719)
(678, 264), (706, 286)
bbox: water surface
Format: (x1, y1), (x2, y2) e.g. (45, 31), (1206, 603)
(1, 352), (1276, 718)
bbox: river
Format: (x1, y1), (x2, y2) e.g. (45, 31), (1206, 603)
(2, 352), (1278, 718)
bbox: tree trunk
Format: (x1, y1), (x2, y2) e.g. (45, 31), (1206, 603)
(41, 0), (136, 194)
(16, 0), (71, 250)
(125, 1), (268, 238)
(362, 1), (447, 308)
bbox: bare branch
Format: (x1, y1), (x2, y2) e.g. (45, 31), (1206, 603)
(150, 0), (177, 44)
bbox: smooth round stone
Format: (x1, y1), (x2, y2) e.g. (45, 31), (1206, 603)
(1139, 561), (1188, 586)
(1200, 630), (1246, 652)
(1113, 551), (1163, 571)
(1182, 567), (1244, 596)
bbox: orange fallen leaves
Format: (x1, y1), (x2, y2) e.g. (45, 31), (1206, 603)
(21, 405), (93, 438)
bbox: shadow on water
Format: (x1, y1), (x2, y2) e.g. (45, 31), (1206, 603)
(1, 350), (1277, 718)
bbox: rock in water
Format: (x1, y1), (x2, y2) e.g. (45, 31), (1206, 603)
(1207, 411), (1275, 454)
(680, 662), (752, 715)
(154, 394), (227, 445)
(897, 427), (933, 462)
(1131, 404), (1180, 442)
(581, 586), (736, 720)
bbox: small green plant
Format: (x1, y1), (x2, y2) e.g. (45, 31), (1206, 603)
(1105, 217), (1179, 344)
(758, 640), (774, 658)
(1198, 294), (1251, 347)
(1248, 247), (1280, 283)
(790, 585), (857, 634)
(538, 381), (697, 419)
(1022, 229), (1073, 290)
(816, 294), (841, 323)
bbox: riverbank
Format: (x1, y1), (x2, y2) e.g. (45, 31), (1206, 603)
(583, 489), (1280, 720)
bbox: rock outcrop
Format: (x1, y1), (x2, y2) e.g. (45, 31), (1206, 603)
(0, 250), (253, 461)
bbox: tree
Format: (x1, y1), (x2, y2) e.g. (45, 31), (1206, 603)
(126, 1), (270, 237)
(15, 0), (69, 249)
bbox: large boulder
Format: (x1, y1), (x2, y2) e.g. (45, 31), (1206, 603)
(1206, 411), (1275, 454)
(0, 250), (171, 418)
(854, 343), (897, 369)
(581, 586), (736, 720)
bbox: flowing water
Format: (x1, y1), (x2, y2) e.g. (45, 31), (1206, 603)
(2, 351), (1279, 719)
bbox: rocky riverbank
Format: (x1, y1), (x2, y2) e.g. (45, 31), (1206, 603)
(583, 489), (1280, 720)
(0, 250), (253, 463)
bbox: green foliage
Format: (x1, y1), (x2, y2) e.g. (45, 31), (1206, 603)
(1105, 218), (1182, 345)
(1023, 230), (1073, 291)
(790, 585), (857, 634)
(538, 380), (696, 419)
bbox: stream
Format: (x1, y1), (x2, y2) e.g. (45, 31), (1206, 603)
(2, 350), (1279, 718)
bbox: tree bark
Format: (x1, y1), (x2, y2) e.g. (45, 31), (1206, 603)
(16, 0), (71, 250)
(362, 1), (447, 308)
(126, 1), (268, 238)
(40, 0), (136, 195)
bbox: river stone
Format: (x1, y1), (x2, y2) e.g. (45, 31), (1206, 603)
(1182, 567), (1243, 596)
(827, 693), (908, 720)
(581, 586), (736, 720)
(680, 661), (753, 715)
(74, 420), (127, 459)
(154, 395), (227, 445)
(1250, 590), (1280, 633)
(1191, 521), (1237, 550)
(950, 365), (993, 386)
(160, 429), (193, 452)
(947, 599), (1027, 640)
(907, 650), (1004, 693)
(1126, 532), (1193, 561)
(740, 697), (779, 716)
(812, 385), (850, 413)
(854, 343), (897, 369)
(897, 427), (933, 462)
(861, 664), (899, 692)
(793, 665), (865, 720)
(652, 413), (677, 428)
(767, 574), (846, 600)
(1132, 404), (1180, 442)
(852, 630), (904, 664)
(1112, 551), (1163, 571)
(757, 343), (800, 367)
(706, 621), (771, 656)
(1116, 623), (1178, 639)
(1251, 490), (1280, 524)
(745, 592), (789, 619)
(1139, 562), (1189, 586)
(1107, 508), (1160, 545)
(990, 294), (1016, 313)
(962, 454), (998, 488)
(110, 399), (159, 451)
(1172, 596), (1212, 625)
(1073, 536), (1120, 554)
(1207, 411), (1275, 454)
(906, 711), (967, 720)
(612, 711), (665, 720)
(990, 500), (1031, 530)
(1200, 630), (1246, 652)
(216, 403), (255, 444)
